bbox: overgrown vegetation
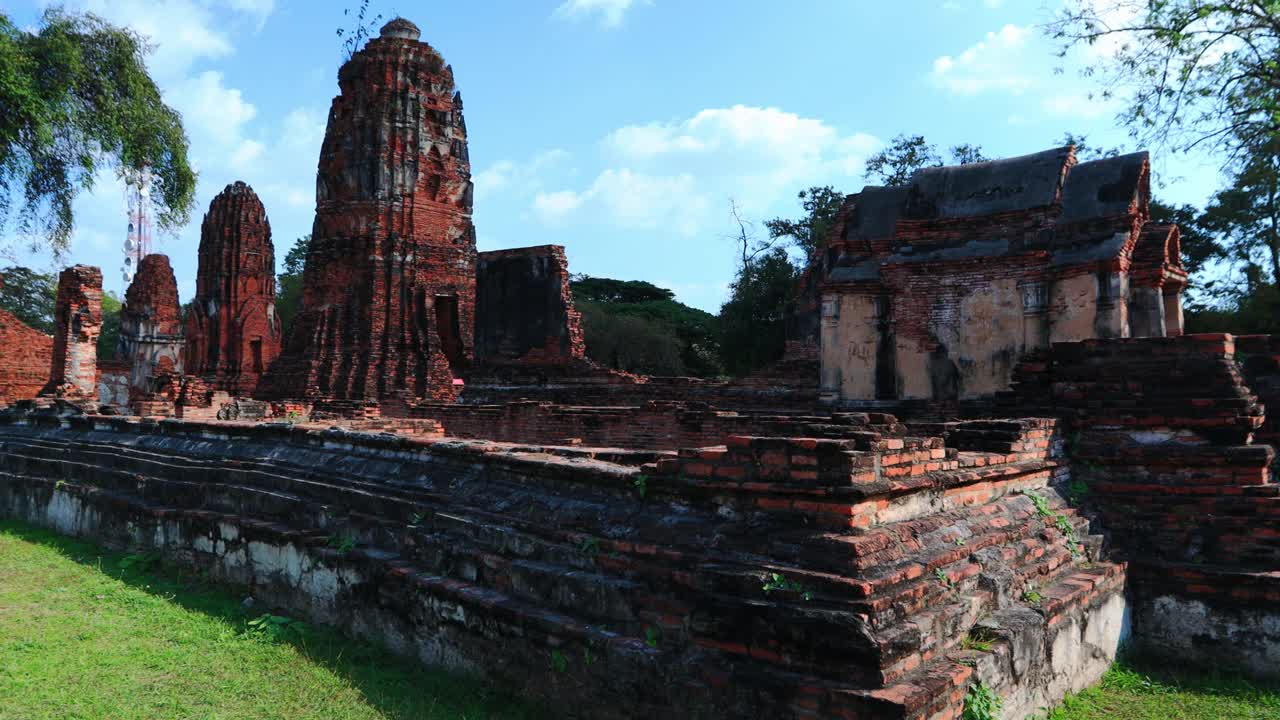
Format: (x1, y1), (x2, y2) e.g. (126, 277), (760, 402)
(0, 10), (196, 257)
(963, 681), (1003, 720)
(0, 519), (543, 719)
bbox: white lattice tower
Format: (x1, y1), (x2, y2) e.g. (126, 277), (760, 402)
(121, 167), (152, 285)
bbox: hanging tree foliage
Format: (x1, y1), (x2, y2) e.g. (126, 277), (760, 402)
(1048, 1), (1280, 166)
(0, 10), (196, 257)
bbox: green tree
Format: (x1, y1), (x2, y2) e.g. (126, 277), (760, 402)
(275, 234), (310, 337)
(949, 143), (990, 165)
(1055, 132), (1121, 160)
(577, 305), (687, 376)
(719, 248), (799, 376)
(1197, 138), (1280, 289)
(571, 275), (722, 377)
(763, 186), (847, 259)
(98, 291), (122, 361)
(1049, 1), (1280, 166)
(0, 10), (196, 256)
(864, 135), (989, 186)
(571, 276), (673, 304)
(0, 266), (56, 333)
(865, 134), (943, 186)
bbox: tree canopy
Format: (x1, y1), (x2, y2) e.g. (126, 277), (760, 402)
(275, 235), (311, 338)
(763, 186), (847, 259)
(0, 266), (55, 333)
(864, 135), (989, 186)
(1049, 0), (1280, 166)
(571, 275), (722, 377)
(0, 10), (196, 256)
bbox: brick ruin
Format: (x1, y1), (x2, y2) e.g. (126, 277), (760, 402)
(2, 15), (1280, 720)
(474, 245), (586, 366)
(118, 254), (185, 398)
(183, 181), (281, 395)
(263, 17), (477, 408)
(41, 265), (103, 400)
(812, 147), (1187, 409)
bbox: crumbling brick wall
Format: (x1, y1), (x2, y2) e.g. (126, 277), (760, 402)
(0, 407), (1124, 719)
(1002, 333), (1280, 677)
(411, 400), (905, 449)
(42, 265), (102, 399)
(474, 245), (585, 365)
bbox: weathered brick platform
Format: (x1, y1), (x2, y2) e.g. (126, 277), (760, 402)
(1003, 333), (1280, 677)
(0, 408), (1122, 719)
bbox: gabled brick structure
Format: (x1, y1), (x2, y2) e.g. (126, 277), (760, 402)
(119, 254), (184, 396)
(42, 265), (102, 399)
(815, 146), (1188, 406)
(183, 182), (281, 395)
(263, 17), (476, 406)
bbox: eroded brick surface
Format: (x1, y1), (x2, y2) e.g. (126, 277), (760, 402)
(42, 265), (102, 400)
(816, 146), (1189, 405)
(474, 245), (585, 365)
(0, 406), (1124, 719)
(184, 182), (281, 395)
(120, 254), (184, 397)
(263, 18), (475, 405)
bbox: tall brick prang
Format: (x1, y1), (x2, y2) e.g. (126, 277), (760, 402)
(264, 17), (476, 405)
(42, 265), (102, 399)
(183, 182), (281, 395)
(119, 254), (184, 394)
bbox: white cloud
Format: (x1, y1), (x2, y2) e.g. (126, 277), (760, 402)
(931, 24), (1036, 95)
(67, 0), (233, 81)
(226, 0), (275, 28)
(532, 190), (587, 222)
(1041, 93), (1110, 119)
(553, 0), (650, 29)
(229, 140), (266, 171)
(529, 105), (878, 237)
(281, 107), (327, 152)
(475, 150), (568, 199)
(168, 70), (257, 148)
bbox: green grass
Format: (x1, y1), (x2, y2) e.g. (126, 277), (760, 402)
(5, 518), (1280, 720)
(1046, 660), (1280, 719)
(0, 520), (542, 720)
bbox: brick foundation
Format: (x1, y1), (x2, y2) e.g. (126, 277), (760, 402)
(0, 407), (1124, 719)
(1003, 333), (1280, 678)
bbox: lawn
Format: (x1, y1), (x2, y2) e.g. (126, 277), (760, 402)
(1045, 662), (1280, 720)
(2, 518), (1278, 720)
(0, 520), (543, 720)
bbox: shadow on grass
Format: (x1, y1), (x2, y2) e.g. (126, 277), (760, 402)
(0, 519), (547, 720)
(1103, 650), (1280, 703)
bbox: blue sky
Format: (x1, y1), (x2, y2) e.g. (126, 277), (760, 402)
(6, 0), (1226, 311)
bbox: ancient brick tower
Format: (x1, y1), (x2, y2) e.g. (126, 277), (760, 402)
(119, 254), (184, 394)
(183, 182), (281, 395)
(42, 265), (103, 399)
(264, 17), (476, 406)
